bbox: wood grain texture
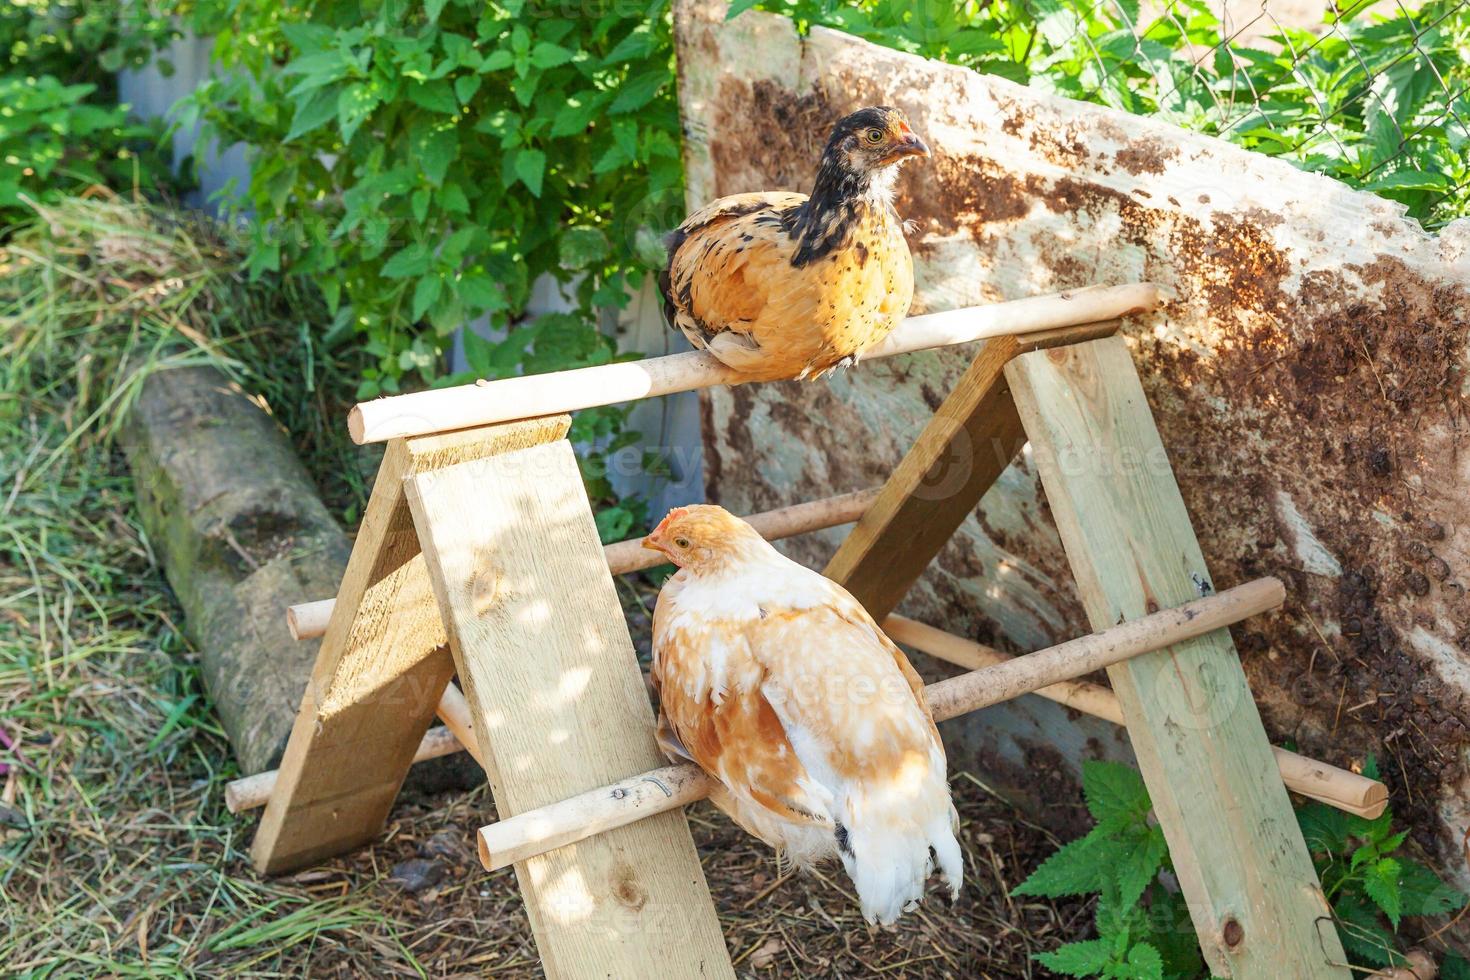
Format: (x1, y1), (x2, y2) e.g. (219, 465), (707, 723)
(405, 439), (732, 980)
(824, 320), (1119, 617)
(249, 416), (569, 875)
(1006, 336), (1348, 979)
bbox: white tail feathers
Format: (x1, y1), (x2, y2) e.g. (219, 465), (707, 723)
(838, 791), (964, 926)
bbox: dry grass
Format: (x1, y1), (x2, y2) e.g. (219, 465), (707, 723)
(0, 196), (1088, 977)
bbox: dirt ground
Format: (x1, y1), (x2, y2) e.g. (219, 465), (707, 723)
(223, 768), (1092, 978)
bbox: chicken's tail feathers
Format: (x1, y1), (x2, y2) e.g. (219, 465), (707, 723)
(839, 797), (964, 926)
(934, 801), (964, 903)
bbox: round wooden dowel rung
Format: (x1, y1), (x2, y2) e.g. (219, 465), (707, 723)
(223, 684), (483, 814)
(886, 614), (1388, 818)
(349, 283), (1165, 444)
(224, 724), (464, 814)
(285, 487), (880, 641)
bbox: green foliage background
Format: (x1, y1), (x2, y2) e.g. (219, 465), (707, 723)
(181, 0), (685, 535)
(0, 1), (177, 224)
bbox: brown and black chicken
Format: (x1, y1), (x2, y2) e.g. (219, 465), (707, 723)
(659, 106), (929, 380)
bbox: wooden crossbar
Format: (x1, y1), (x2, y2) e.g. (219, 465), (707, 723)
(229, 616), (1385, 820)
(825, 319), (1117, 618)
(348, 283), (1162, 442)
(258, 479), (1385, 820)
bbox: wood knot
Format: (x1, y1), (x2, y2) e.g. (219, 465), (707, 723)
(471, 567), (502, 618)
(1222, 916), (1244, 949)
(611, 866), (647, 912)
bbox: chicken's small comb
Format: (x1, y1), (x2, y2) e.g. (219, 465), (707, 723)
(652, 507), (690, 535)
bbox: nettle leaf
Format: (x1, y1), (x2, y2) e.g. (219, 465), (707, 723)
(412, 274), (443, 320)
(247, 239), (281, 281)
(1035, 938), (1114, 976)
(457, 274), (507, 312)
(439, 183), (470, 214)
(531, 42), (573, 68)
(1082, 760), (1152, 824)
(1116, 942), (1164, 980)
(1397, 858), (1468, 917)
(454, 73), (481, 105)
(337, 83), (380, 142)
(609, 69), (668, 114)
(480, 49), (514, 73)
(513, 147), (546, 196)
(1334, 893), (1398, 967)
(382, 242), (432, 279)
(1297, 801), (1350, 856)
(414, 124), (459, 185)
(407, 79), (459, 114)
(595, 506), (635, 544)
(1012, 826), (1112, 898)
(1364, 857), (1403, 928)
(525, 313), (607, 372)
(550, 97), (601, 137)
(1362, 169), (1451, 193)
(1115, 824), (1168, 908)
(602, 23), (654, 65)
(1444, 955), (1470, 980)
(287, 87), (340, 141)
(592, 139), (632, 175)
(559, 226), (610, 269)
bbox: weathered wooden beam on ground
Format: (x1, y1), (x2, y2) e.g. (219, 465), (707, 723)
(121, 365), (353, 775)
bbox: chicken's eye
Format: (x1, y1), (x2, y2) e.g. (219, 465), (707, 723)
(865, 128), (884, 143)
(674, 536), (691, 549)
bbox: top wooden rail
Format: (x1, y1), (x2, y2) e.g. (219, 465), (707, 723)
(348, 282), (1165, 443)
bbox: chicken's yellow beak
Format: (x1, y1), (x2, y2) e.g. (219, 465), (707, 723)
(891, 131), (930, 160)
(641, 533), (665, 555)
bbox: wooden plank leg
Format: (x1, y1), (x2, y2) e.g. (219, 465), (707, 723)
(405, 435), (732, 980)
(249, 417), (570, 874)
(1006, 336), (1348, 979)
(824, 320), (1119, 617)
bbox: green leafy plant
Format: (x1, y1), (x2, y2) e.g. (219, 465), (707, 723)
(1299, 758), (1468, 970)
(0, 73), (172, 226)
(741, 0), (1469, 228)
(1013, 761), (1203, 979)
(1016, 759), (1467, 978)
(0, 1), (179, 230)
(1, 0), (176, 81)
(186, 0), (685, 533)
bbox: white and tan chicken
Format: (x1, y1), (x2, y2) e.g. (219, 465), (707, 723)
(643, 505), (962, 925)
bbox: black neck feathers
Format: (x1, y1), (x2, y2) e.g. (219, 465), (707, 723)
(786, 156), (879, 268)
